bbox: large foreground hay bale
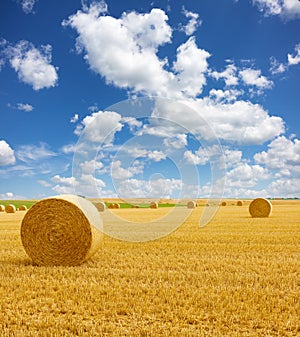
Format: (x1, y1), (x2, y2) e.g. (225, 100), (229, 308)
(237, 200), (243, 206)
(249, 198), (272, 218)
(150, 201), (158, 209)
(187, 200), (196, 209)
(19, 205), (28, 211)
(5, 204), (16, 213)
(21, 195), (102, 266)
(94, 201), (106, 212)
(0, 205), (5, 212)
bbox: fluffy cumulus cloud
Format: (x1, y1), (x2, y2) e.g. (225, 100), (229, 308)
(16, 103), (34, 112)
(210, 64), (239, 86)
(252, 0), (300, 20)
(64, 4), (210, 98)
(0, 140), (16, 166)
(151, 98), (284, 145)
(75, 110), (123, 144)
(4, 40), (58, 90)
(239, 68), (273, 89)
(288, 44), (300, 66)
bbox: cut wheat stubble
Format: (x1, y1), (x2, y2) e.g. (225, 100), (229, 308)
(20, 195), (102, 266)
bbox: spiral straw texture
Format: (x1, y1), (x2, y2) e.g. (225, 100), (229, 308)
(249, 198), (272, 218)
(94, 201), (106, 212)
(5, 204), (16, 213)
(21, 195), (102, 266)
(187, 201), (196, 209)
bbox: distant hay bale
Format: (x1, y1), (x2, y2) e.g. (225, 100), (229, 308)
(150, 201), (158, 209)
(108, 203), (120, 209)
(187, 200), (196, 209)
(20, 194), (102, 266)
(249, 198), (272, 218)
(19, 205), (28, 211)
(5, 204), (16, 213)
(237, 200), (243, 206)
(221, 201), (227, 206)
(94, 201), (106, 212)
(0, 205), (5, 212)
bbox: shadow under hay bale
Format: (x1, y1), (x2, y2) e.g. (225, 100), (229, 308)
(150, 201), (158, 209)
(249, 198), (272, 218)
(187, 200), (196, 209)
(20, 194), (102, 266)
(5, 204), (16, 213)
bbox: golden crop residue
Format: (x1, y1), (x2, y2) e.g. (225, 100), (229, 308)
(0, 200), (299, 336)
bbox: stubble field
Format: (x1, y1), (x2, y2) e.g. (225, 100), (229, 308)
(0, 200), (299, 336)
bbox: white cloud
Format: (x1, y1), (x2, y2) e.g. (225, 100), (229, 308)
(16, 143), (56, 162)
(209, 88), (243, 103)
(16, 103), (34, 112)
(5, 40), (58, 90)
(79, 159), (104, 174)
(225, 163), (270, 188)
(64, 4), (210, 98)
(51, 174), (78, 194)
(75, 110), (123, 144)
(38, 179), (51, 187)
(111, 160), (144, 180)
(254, 136), (300, 173)
(180, 7), (202, 36)
(70, 113), (79, 123)
(267, 178), (300, 197)
(116, 177), (183, 198)
(252, 0), (300, 20)
(239, 68), (273, 89)
(210, 64), (239, 86)
(20, 0), (38, 14)
(288, 44), (300, 66)
(163, 134), (187, 149)
(153, 98), (284, 145)
(269, 56), (287, 74)
(173, 36), (210, 97)
(60, 143), (77, 154)
(0, 140), (16, 166)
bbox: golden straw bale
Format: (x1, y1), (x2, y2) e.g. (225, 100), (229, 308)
(150, 201), (158, 209)
(19, 205), (28, 211)
(249, 198), (272, 218)
(0, 205), (5, 212)
(237, 200), (243, 206)
(115, 203), (120, 209)
(20, 194), (102, 266)
(187, 200), (196, 209)
(221, 201), (227, 206)
(5, 204), (16, 213)
(94, 201), (106, 212)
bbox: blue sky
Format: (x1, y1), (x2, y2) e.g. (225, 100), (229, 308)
(0, 0), (299, 200)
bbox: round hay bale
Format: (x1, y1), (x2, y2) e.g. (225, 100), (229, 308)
(114, 203), (120, 209)
(19, 205), (28, 211)
(249, 198), (272, 218)
(0, 205), (5, 212)
(94, 201), (106, 212)
(187, 200), (196, 209)
(20, 194), (102, 266)
(237, 200), (243, 206)
(5, 204), (16, 213)
(150, 201), (158, 209)
(221, 201), (227, 206)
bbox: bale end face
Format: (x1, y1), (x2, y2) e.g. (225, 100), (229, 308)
(150, 201), (158, 209)
(187, 201), (196, 209)
(237, 201), (243, 206)
(0, 205), (5, 212)
(5, 204), (16, 213)
(20, 195), (102, 266)
(249, 198), (272, 218)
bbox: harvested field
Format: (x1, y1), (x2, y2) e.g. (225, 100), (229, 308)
(0, 200), (299, 336)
